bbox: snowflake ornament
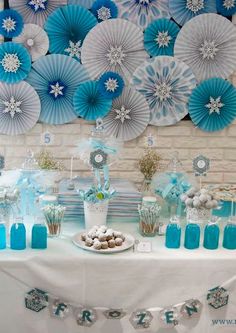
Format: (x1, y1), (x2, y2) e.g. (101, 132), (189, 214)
(27, 0), (48, 12)
(2, 17), (16, 33)
(199, 40), (218, 60)
(154, 82), (172, 102)
(1, 53), (22, 73)
(64, 40), (82, 60)
(106, 46), (126, 66)
(97, 6), (111, 21)
(3, 96), (22, 118)
(223, 0), (235, 9)
(49, 81), (65, 98)
(207, 286), (229, 309)
(105, 78), (119, 92)
(25, 288), (48, 312)
(205, 96), (224, 114)
(114, 105), (131, 123)
(186, 0), (205, 13)
(155, 31), (172, 48)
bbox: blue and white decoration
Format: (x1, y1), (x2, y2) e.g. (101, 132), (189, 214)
(159, 307), (179, 327)
(98, 71), (124, 99)
(207, 286), (229, 309)
(25, 288), (49, 312)
(91, 0), (118, 22)
(68, 0), (95, 8)
(131, 56), (196, 126)
(50, 299), (71, 319)
(216, 0), (236, 16)
(144, 18), (180, 57)
(0, 9), (23, 38)
(75, 307), (97, 327)
(180, 299), (202, 318)
(103, 309), (126, 319)
(129, 309), (153, 329)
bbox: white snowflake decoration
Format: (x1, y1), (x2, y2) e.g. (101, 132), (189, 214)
(155, 31), (172, 48)
(49, 82), (65, 98)
(28, 0), (48, 12)
(97, 6), (111, 21)
(106, 46), (126, 66)
(114, 105), (131, 123)
(199, 40), (218, 60)
(1, 53), (21, 73)
(205, 96), (224, 115)
(64, 40), (82, 60)
(2, 17), (16, 33)
(105, 78), (119, 92)
(154, 82), (171, 102)
(186, 0), (204, 13)
(3, 96), (22, 118)
(223, 0), (235, 9)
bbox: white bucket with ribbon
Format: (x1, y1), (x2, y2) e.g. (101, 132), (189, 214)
(84, 200), (109, 230)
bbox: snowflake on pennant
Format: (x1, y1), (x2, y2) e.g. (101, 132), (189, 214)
(2, 17), (16, 33)
(155, 31), (172, 48)
(1, 53), (22, 73)
(223, 0), (235, 9)
(105, 78), (119, 92)
(114, 105), (131, 123)
(186, 0), (205, 13)
(27, 0), (48, 12)
(207, 286), (229, 309)
(97, 6), (111, 21)
(25, 288), (48, 312)
(49, 81), (65, 99)
(205, 96), (224, 115)
(64, 40), (82, 60)
(200, 41), (218, 60)
(106, 46), (126, 66)
(3, 96), (22, 118)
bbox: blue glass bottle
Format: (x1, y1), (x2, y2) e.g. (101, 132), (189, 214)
(31, 224), (47, 249)
(203, 218), (220, 250)
(223, 221), (236, 250)
(184, 223), (200, 249)
(10, 219), (26, 250)
(165, 216), (181, 248)
(0, 224), (6, 249)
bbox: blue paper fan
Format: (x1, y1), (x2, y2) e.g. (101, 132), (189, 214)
(189, 78), (236, 132)
(91, 0), (118, 22)
(169, 0), (216, 26)
(144, 18), (180, 57)
(73, 80), (112, 121)
(68, 0), (95, 8)
(0, 9), (23, 38)
(216, 0), (236, 16)
(26, 54), (90, 124)
(44, 5), (97, 61)
(0, 42), (31, 84)
(98, 72), (124, 99)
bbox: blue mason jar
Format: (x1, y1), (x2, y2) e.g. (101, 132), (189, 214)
(184, 223), (200, 249)
(203, 219), (220, 250)
(223, 221), (236, 250)
(165, 216), (181, 249)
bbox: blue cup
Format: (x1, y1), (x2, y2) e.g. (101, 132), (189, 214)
(0, 224), (6, 250)
(165, 223), (181, 249)
(203, 223), (220, 250)
(223, 223), (236, 250)
(184, 223), (200, 249)
(31, 224), (47, 249)
(10, 223), (26, 250)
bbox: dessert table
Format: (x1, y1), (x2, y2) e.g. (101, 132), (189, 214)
(0, 220), (236, 333)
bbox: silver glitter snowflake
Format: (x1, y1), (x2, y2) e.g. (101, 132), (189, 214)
(106, 46), (126, 66)
(207, 286), (229, 309)
(105, 78), (119, 92)
(186, 0), (204, 13)
(205, 96), (224, 115)
(28, 0), (47, 12)
(155, 31), (172, 48)
(49, 82), (65, 98)
(97, 6), (111, 21)
(2, 17), (16, 33)
(154, 82), (171, 102)
(3, 96), (22, 118)
(199, 40), (218, 60)
(223, 0), (235, 9)
(1, 53), (21, 73)
(64, 40), (82, 60)
(114, 105), (131, 123)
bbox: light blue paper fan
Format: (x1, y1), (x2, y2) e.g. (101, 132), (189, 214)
(73, 80), (112, 121)
(189, 78), (236, 132)
(0, 42), (31, 84)
(68, 0), (95, 8)
(44, 5), (97, 61)
(26, 54), (90, 125)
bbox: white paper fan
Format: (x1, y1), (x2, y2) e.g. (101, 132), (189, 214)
(13, 24), (49, 62)
(174, 13), (236, 81)
(81, 18), (148, 82)
(102, 86), (150, 141)
(0, 81), (40, 135)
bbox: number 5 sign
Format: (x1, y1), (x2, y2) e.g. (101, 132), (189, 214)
(41, 132), (54, 146)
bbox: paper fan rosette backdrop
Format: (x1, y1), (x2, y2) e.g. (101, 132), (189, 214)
(44, 5), (97, 61)
(216, 0), (236, 16)
(81, 19), (148, 81)
(174, 13), (236, 82)
(0, 81), (40, 136)
(91, 0), (118, 22)
(13, 24), (49, 62)
(102, 86), (150, 141)
(189, 78), (236, 132)
(0, 9), (23, 38)
(26, 54), (90, 124)
(131, 56), (196, 126)
(68, 0), (95, 8)
(98, 71), (124, 99)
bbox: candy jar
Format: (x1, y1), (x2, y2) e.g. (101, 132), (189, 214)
(165, 216), (181, 249)
(203, 217), (220, 250)
(10, 217), (26, 250)
(138, 199), (161, 237)
(184, 222), (200, 250)
(223, 218), (236, 250)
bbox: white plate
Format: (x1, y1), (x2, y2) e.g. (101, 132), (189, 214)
(72, 231), (135, 254)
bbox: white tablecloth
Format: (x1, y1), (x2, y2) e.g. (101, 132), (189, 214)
(0, 221), (236, 333)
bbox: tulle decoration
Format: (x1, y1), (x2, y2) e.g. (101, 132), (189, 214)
(13, 24), (49, 62)
(102, 86), (150, 141)
(91, 0), (118, 22)
(0, 81), (40, 135)
(44, 5), (97, 61)
(73, 81), (112, 121)
(0, 9), (23, 38)
(174, 14), (236, 81)
(68, 0), (95, 8)
(144, 18), (180, 57)
(115, 0), (170, 29)
(131, 56), (196, 126)
(9, 0), (67, 27)
(216, 0), (236, 16)
(26, 54), (90, 124)
(98, 72), (124, 99)
(189, 78), (236, 132)
(169, 0), (216, 26)
(0, 42), (31, 84)
(81, 19), (147, 82)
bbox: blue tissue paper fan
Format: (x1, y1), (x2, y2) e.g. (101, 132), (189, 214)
(169, 0), (216, 26)
(144, 18), (180, 57)
(68, 0), (95, 8)
(0, 9), (23, 38)
(44, 5), (97, 61)
(98, 72), (124, 99)
(189, 78), (236, 132)
(73, 80), (112, 121)
(216, 0), (236, 16)
(0, 42), (31, 84)
(26, 54), (90, 125)
(91, 0), (118, 22)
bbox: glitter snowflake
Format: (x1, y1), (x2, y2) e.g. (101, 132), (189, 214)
(49, 82), (65, 98)
(28, 0), (48, 12)
(199, 40), (218, 60)
(25, 288), (48, 312)
(1, 53), (21, 73)
(155, 31), (172, 48)
(207, 286), (229, 309)
(205, 96), (224, 115)
(154, 82), (171, 102)
(223, 0), (235, 9)
(104, 78), (119, 92)
(114, 105), (131, 123)
(3, 96), (22, 118)
(106, 46), (126, 66)
(2, 17), (16, 33)
(186, 0), (204, 13)
(97, 6), (111, 21)
(64, 40), (82, 60)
